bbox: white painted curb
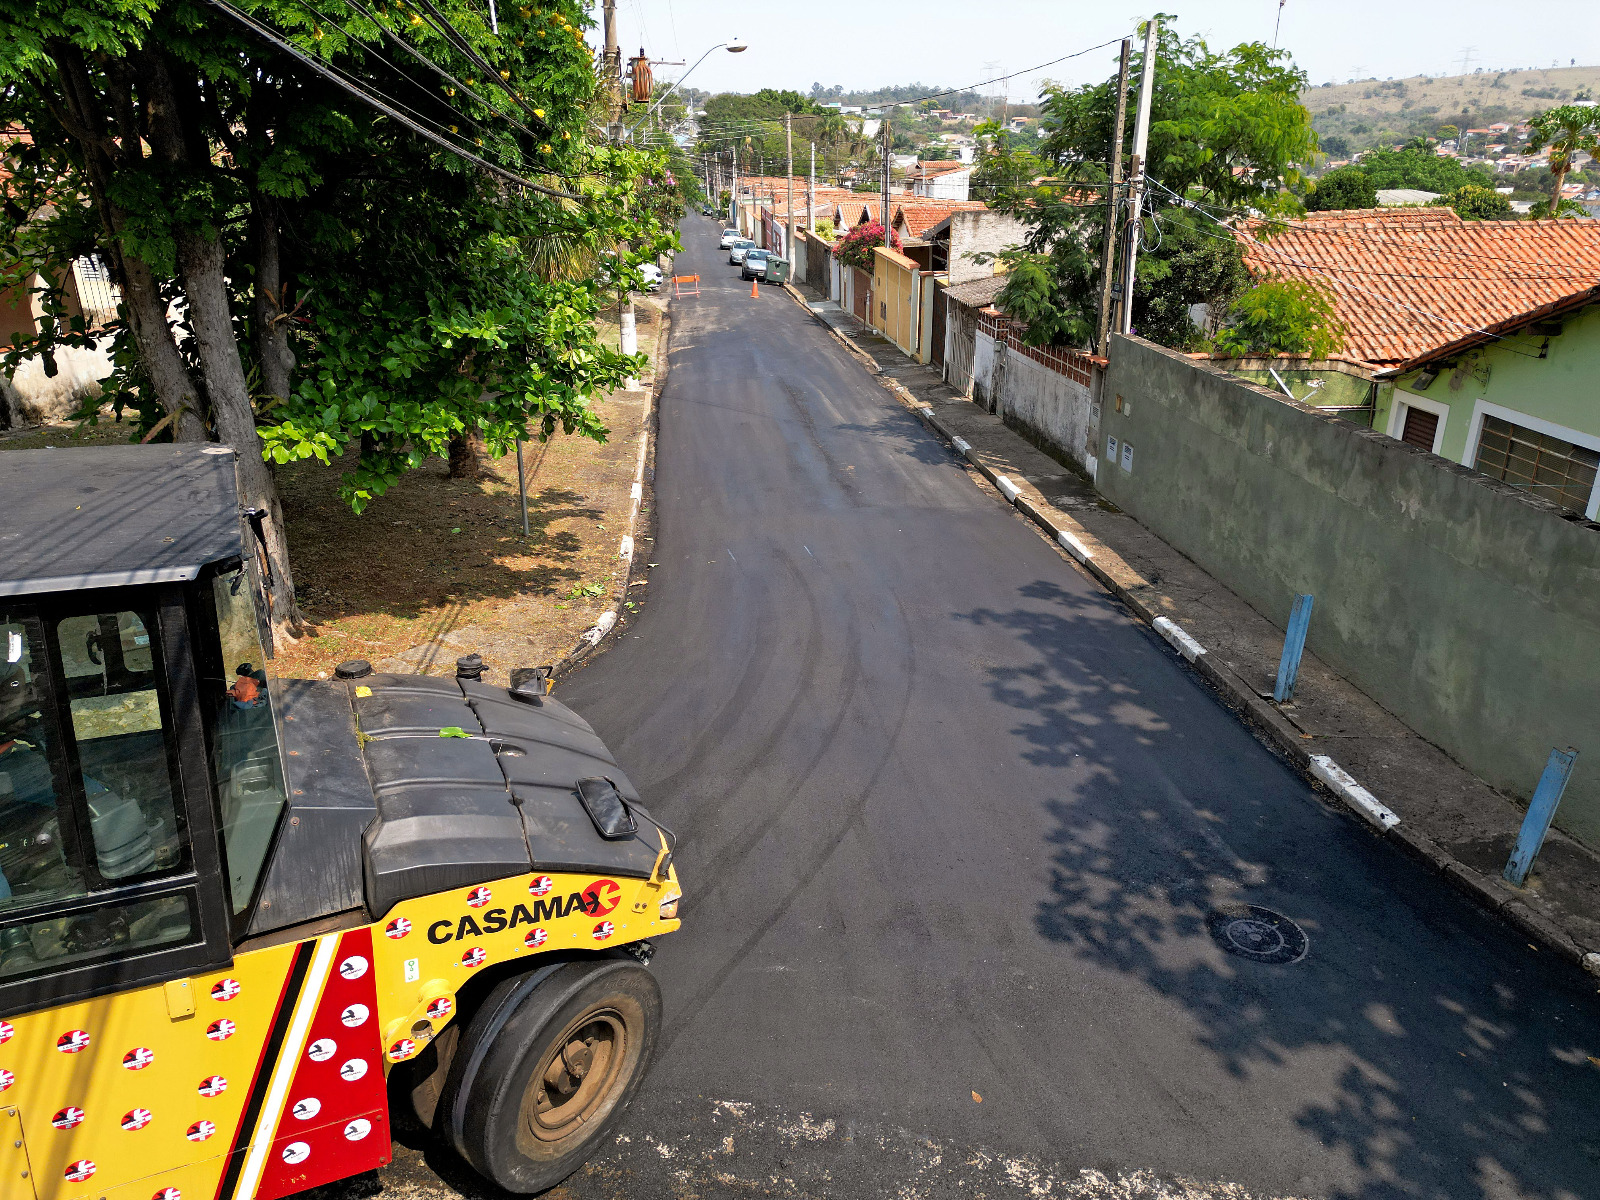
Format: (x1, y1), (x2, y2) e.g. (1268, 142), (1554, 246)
(995, 475), (1021, 503)
(1056, 529), (1095, 564)
(1152, 616), (1206, 663)
(581, 610), (618, 646)
(619, 535), (634, 561)
(1309, 755), (1401, 831)
(952, 436), (972, 455)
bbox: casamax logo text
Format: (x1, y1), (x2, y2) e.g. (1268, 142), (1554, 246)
(427, 879), (621, 944)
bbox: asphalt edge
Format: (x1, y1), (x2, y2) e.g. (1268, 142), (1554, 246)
(551, 297), (670, 679)
(780, 279), (1600, 977)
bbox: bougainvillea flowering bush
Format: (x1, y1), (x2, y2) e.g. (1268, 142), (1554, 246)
(835, 222), (902, 269)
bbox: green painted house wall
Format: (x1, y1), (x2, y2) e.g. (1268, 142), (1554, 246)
(1375, 302), (1600, 518)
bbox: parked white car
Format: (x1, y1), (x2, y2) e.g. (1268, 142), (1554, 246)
(719, 229), (742, 249)
(728, 239), (757, 264)
(639, 263), (663, 292)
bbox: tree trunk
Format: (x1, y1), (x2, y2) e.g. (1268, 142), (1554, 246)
(448, 430), (487, 478)
(51, 45), (206, 441)
(252, 193), (296, 404)
(1550, 162), (1568, 216)
(144, 50), (305, 648)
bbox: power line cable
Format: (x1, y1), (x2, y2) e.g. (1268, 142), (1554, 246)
(331, 0), (543, 141)
(202, 0), (580, 199)
(408, 0), (551, 134)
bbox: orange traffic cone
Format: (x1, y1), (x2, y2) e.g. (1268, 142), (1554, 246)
(750, 276), (759, 299)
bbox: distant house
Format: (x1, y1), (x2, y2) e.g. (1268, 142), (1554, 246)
(1240, 207), (1600, 518)
(911, 160), (972, 201)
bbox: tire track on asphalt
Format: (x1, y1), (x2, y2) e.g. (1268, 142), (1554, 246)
(654, 590), (916, 1059)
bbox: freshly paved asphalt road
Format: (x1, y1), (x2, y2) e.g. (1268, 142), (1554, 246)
(367, 220), (1600, 1199)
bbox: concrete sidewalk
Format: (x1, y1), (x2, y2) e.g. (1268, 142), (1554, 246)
(790, 280), (1600, 977)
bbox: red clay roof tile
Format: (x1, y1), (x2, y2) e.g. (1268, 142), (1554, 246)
(1240, 208), (1600, 364)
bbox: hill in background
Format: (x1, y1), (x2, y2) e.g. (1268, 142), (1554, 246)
(1305, 64), (1599, 156)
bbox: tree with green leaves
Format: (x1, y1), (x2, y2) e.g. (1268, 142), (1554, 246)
(1213, 278), (1346, 359)
(1433, 184), (1513, 220)
(1527, 104), (1600, 216)
(969, 120), (1045, 198)
(1355, 146), (1491, 193)
(1307, 166), (1377, 211)
(981, 19), (1315, 349)
(1, 0), (675, 648)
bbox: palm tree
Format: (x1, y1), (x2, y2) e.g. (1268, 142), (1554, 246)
(1527, 105), (1600, 217)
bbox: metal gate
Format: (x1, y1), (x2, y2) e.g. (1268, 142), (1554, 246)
(944, 299), (979, 395)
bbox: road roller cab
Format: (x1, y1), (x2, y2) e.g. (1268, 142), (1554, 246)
(0, 445), (680, 1199)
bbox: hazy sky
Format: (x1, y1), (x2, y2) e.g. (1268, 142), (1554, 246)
(586, 1), (1598, 101)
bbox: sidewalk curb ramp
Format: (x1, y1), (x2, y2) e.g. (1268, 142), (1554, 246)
(782, 279), (1600, 978)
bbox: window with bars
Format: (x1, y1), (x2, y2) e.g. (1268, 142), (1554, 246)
(1473, 414), (1599, 516)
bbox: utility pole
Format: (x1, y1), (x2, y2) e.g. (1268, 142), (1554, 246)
(602, 1), (636, 382)
(1119, 16), (1159, 338)
(1096, 38), (1132, 355)
(808, 141), (816, 233)
(785, 112), (795, 262)
(881, 116), (892, 249)
(602, 0), (623, 143)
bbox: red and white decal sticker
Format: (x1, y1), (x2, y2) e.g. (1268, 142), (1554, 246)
(0, 1069), (14, 1092)
(387, 1038), (417, 1061)
(460, 946), (486, 968)
(524, 927), (548, 949)
(592, 920), (615, 941)
(0, 1020), (13, 1044)
(385, 916), (412, 939)
(584, 878), (623, 917)
(344, 1118), (373, 1141)
(307, 1037), (337, 1062)
(65, 1159), (96, 1183)
(57, 1029), (90, 1053)
(51, 1107), (86, 1130)
(338, 955), (369, 981)
(153, 1188), (182, 1200)
(339, 1057), (369, 1082)
(122, 1046), (155, 1070)
(340, 1003), (370, 1028)
(282, 1141), (311, 1165)
(291, 1096), (322, 1121)
(186, 1119), (216, 1142)
(121, 1108), (153, 1131)
(198, 1075), (228, 1098)
(210, 977), (242, 1001)
(206, 1018), (235, 1041)
(467, 885), (492, 908)
(425, 996), (454, 1020)
(528, 875), (554, 896)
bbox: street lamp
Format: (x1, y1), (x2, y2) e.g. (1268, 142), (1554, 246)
(629, 40), (746, 133)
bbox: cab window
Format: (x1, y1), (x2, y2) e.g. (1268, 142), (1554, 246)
(0, 609), (196, 983)
(206, 567), (289, 916)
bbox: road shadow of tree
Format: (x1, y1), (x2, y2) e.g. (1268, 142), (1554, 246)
(959, 578), (1600, 1200)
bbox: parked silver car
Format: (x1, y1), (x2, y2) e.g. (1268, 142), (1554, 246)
(719, 228), (742, 249)
(740, 249), (771, 281)
(728, 239), (758, 265)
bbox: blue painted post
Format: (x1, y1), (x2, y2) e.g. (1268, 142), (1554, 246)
(1273, 593), (1315, 703)
(1503, 748), (1579, 887)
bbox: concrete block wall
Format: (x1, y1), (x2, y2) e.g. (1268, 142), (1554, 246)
(959, 306), (1104, 471)
(1098, 334), (1600, 849)
(946, 211), (1030, 285)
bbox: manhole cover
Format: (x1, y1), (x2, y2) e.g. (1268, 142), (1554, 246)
(1207, 905), (1309, 964)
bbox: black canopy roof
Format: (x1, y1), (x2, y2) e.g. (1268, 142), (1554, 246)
(0, 444), (245, 597)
